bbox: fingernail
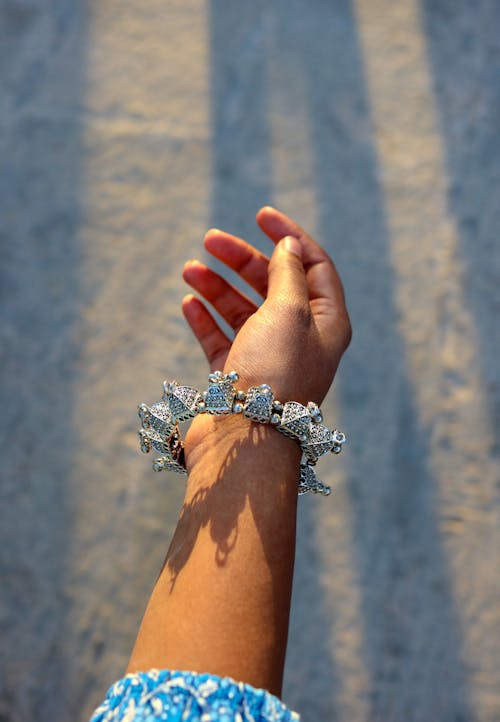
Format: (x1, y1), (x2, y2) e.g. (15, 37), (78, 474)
(282, 235), (302, 259)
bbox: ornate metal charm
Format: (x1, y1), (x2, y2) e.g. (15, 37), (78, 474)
(302, 422), (334, 461)
(299, 463), (331, 496)
(148, 401), (175, 436)
(145, 428), (172, 455)
(243, 384), (274, 423)
(142, 424), (186, 474)
(204, 370), (237, 415)
(279, 401), (311, 441)
(152, 455), (187, 475)
(163, 381), (201, 422)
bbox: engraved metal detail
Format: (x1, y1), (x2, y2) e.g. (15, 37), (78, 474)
(145, 428), (171, 455)
(149, 401), (174, 435)
(152, 455), (187, 475)
(204, 371), (236, 415)
(164, 382), (201, 422)
(299, 463), (331, 496)
(302, 422), (334, 461)
(138, 371), (345, 498)
(243, 384), (274, 423)
(279, 402), (311, 440)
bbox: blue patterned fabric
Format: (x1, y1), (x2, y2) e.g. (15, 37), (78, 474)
(90, 669), (300, 722)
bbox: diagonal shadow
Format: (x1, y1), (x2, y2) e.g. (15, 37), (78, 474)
(0, 2), (88, 721)
(160, 422), (300, 689)
(300, 0), (473, 719)
(207, 2), (342, 718)
(420, 1), (500, 454)
(210, 1), (348, 720)
(208, 0), (272, 246)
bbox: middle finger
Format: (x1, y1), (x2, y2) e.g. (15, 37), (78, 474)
(204, 229), (270, 298)
(183, 260), (258, 332)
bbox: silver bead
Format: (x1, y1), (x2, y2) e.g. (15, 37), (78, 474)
(232, 401), (243, 414)
(307, 401), (323, 424)
(137, 403), (151, 429)
(270, 413), (281, 425)
(333, 430), (346, 444)
(162, 379), (177, 397)
(272, 400), (283, 413)
(227, 370), (239, 382)
(152, 457), (165, 472)
(197, 401), (206, 413)
(138, 430), (151, 454)
(235, 390), (247, 401)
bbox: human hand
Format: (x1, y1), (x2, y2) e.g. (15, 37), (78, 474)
(129, 208), (351, 688)
(182, 206), (351, 406)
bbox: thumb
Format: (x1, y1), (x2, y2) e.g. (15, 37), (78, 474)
(267, 236), (309, 304)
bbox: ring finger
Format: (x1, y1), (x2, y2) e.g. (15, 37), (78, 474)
(183, 259), (258, 332)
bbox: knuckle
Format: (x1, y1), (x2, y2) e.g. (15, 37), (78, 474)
(230, 309), (251, 331)
(281, 296), (312, 327)
(338, 311), (352, 350)
(207, 343), (227, 365)
(201, 331), (228, 364)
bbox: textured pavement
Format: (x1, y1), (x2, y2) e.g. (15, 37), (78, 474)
(1, 1), (499, 721)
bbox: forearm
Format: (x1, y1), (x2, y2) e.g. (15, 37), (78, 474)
(126, 207), (351, 700)
(127, 413), (301, 695)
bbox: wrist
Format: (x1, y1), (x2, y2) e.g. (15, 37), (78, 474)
(184, 413), (302, 491)
(138, 370), (344, 498)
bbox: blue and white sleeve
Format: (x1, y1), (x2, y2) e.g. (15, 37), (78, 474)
(89, 669), (300, 722)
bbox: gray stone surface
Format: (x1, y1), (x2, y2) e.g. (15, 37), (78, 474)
(1, 1), (499, 720)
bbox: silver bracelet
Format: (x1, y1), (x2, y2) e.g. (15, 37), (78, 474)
(137, 371), (346, 496)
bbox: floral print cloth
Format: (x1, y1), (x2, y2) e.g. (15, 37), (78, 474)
(89, 669), (300, 722)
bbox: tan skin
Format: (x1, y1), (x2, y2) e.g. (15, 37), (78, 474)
(127, 206), (351, 697)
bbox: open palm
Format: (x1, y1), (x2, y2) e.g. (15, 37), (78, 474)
(182, 206), (351, 405)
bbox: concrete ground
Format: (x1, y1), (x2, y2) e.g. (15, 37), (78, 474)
(1, 1), (499, 720)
